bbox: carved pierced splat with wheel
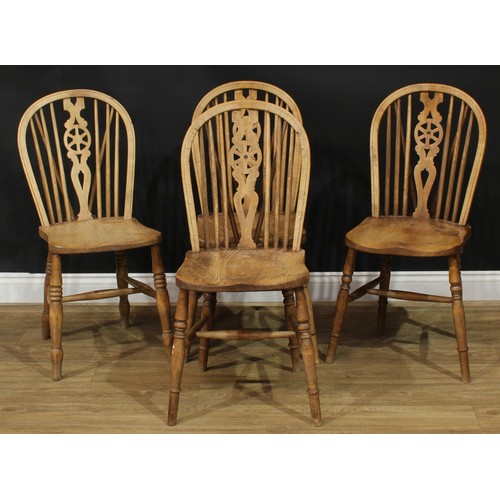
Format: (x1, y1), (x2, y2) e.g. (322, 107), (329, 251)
(412, 92), (444, 218)
(230, 107), (262, 248)
(63, 97), (93, 221)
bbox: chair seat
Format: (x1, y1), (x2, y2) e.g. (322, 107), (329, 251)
(39, 217), (162, 254)
(345, 216), (471, 257)
(176, 249), (309, 292)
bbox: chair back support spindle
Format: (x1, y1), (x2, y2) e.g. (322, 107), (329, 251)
(18, 89), (136, 227)
(370, 83), (486, 225)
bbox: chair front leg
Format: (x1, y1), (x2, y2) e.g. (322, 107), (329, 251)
(449, 254), (470, 383)
(49, 253), (63, 381)
(326, 247), (356, 363)
(115, 251), (130, 328)
(151, 244), (172, 361)
(168, 288), (189, 426)
(295, 286), (321, 427)
(42, 251), (52, 340)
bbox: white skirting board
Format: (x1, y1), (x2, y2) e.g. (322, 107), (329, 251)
(1, 271), (499, 304)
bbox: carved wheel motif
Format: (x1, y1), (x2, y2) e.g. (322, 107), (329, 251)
(415, 119), (443, 148)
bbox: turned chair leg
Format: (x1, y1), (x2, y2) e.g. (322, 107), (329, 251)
(448, 254), (471, 383)
(198, 292), (216, 371)
(115, 251), (130, 328)
(295, 286), (321, 426)
(168, 288), (188, 426)
(42, 251), (52, 340)
(151, 245), (172, 361)
(283, 289), (300, 373)
(377, 255), (392, 334)
(304, 285), (320, 364)
(49, 253), (63, 381)
(326, 247), (356, 363)
(184, 291), (199, 363)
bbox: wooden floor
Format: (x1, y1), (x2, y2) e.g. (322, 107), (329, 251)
(1, 300), (500, 433)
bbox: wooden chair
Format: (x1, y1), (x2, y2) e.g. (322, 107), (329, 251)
(325, 83), (487, 383)
(17, 89), (172, 381)
(167, 100), (321, 426)
(187, 80), (319, 364)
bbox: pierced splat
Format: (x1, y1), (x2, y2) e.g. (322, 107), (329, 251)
(230, 107), (262, 248)
(412, 92), (444, 218)
(63, 97), (93, 221)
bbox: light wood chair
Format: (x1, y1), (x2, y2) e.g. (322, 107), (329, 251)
(325, 83), (487, 383)
(17, 89), (172, 381)
(187, 80), (319, 364)
(168, 100), (321, 426)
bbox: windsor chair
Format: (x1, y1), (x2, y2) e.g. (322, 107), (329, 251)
(325, 83), (487, 383)
(168, 100), (321, 426)
(17, 89), (172, 381)
(185, 80), (319, 365)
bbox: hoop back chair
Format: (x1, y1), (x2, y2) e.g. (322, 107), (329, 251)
(186, 80), (318, 364)
(168, 100), (321, 426)
(325, 83), (487, 383)
(17, 89), (172, 381)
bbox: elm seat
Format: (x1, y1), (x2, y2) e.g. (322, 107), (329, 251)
(39, 218), (162, 254)
(176, 249), (309, 292)
(345, 216), (471, 257)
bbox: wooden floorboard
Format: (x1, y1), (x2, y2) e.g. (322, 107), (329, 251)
(1, 301), (500, 433)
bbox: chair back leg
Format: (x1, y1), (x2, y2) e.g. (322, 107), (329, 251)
(376, 255), (392, 334)
(326, 248), (356, 363)
(448, 255), (471, 383)
(116, 251), (131, 328)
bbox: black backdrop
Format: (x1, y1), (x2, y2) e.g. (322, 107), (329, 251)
(1, 65), (499, 274)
